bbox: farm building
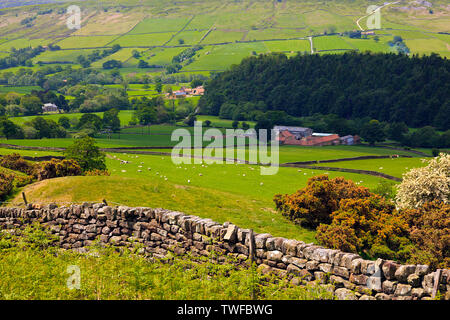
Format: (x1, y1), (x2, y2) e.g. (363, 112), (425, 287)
(340, 135), (361, 145)
(273, 126), (313, 140)
(42, 103), (58, 113)
(275, 126), (359, 146)
(167, 86), (205, 99)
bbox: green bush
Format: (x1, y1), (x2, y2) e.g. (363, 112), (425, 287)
(64, 136), (106, 172)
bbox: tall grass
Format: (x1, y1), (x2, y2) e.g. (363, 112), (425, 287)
(0, 224), (334, 300)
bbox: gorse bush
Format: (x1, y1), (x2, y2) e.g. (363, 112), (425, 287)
(274, 175), (371, 228)
(13, 174), (35, 187)
(316, 195), (413, 262)
(275, 174), (450, 268)
(0, 153), (35, 175)
(401, 201), (450, 269)
(84, 169), (110, 176)
(35, 159), (82, 181)
(0, 172), (14, 200)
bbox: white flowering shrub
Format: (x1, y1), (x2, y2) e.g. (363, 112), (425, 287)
(396, 153), (450, 209)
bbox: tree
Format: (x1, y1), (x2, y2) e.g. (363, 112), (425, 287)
(241, 122), (250, 130)
(361, 119), (385, 145)
(232, 120), (239, 129)
(155, 80), (163, 94)
(190, 79), (203, 88)
(396, 153), (450, 209)
(77, 113), (103, 133)
(204, 120), (211, 127)
(385, 122), (408, 142)
(28, 117), (66, 138)
(132, 50), (140, 59)
(103, 108), (121, 133)
(20, 95), (42, 116)
(64, 136), (106, 172)
(254, 118), (273, 140)
(164, 85), (173, 95)
(138, 60), (149, 68)
(58, 116), (71, 129)
(0, 118), (24, 139)
(102, 60), (122, 69)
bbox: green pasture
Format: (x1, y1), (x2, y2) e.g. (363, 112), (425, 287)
(91, 48), (139, 68)
(166, 31), (205, 46)
(0, 85), (41, 94)
(264, 39), (311, 53)
(10, 149), (392, 242)
(405, 38), (450, 58)
(314, 157), (428, 178)
(201, 31), (245, 44)
(182, 43), (267, 71)
(8, 110), (134, 128)
(32, 49), (95, 63)
(0, 38), (49, 52)
(129, 17), (191, 34)
(145, 47), (186, 65)
(342, 37), (390, 53)
(110, 33), (174, 47)
(245, 29), (309, 41)
(313, 35), (355, 51)
(55, 36), (119, 49)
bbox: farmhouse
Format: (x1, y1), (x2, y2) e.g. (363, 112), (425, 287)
(167, 86), (205, 99)
(275, 126), (359, 146)
(42, 103), (58, 113)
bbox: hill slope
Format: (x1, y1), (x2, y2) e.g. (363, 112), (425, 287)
(0, 0), (448, 75)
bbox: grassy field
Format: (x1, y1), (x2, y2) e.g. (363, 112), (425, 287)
(8, 110), (135, 128)
(32, 49), (95, 63)
(110, 33), (174, 47)
(0, 132), (436, 247)
(55, 36), (119, 49)
(313, 157), (428, 178)
(0, 85), (41, 94)
(6, 148), (396, 243)
(313, 36), (355, 52)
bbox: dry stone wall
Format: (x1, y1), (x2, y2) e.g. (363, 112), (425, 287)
(0, 203), (448, 301)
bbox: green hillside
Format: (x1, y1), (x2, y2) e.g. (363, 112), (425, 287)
(0, 0), (448, 78)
